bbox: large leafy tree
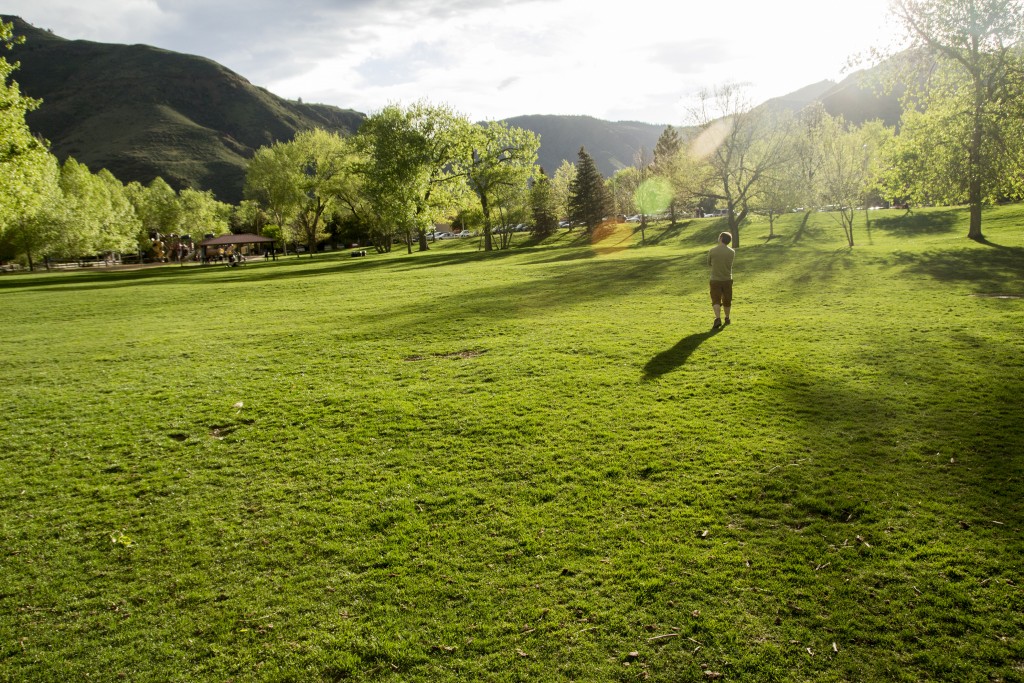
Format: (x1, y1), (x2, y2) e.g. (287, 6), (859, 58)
(56, 159), (142, 261)
(358, 102), (473, 254)
(289, 129), (356, 256)
(233, 200), (268, 236)
(126, 178), (182, 260)
(244, 130), (360, 255)
(551, 159), (577, 224)
(179, 188), (230, 238)
(490, 180), (532, 250)
(94, 169), (140, 256)
(244, 141), (303, 249)
(466, 120), (539, 251)
(0, 20), (55, 241)
(609, 167), (640, 218)
(2, 158), (139, 268)
(2, 153), (60, 271)
(890, 0), (1024, 240)
(55, 158), (104, 260)
(567, 147), (613, 234)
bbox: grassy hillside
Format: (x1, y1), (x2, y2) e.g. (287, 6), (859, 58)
(3, 15), (364, 203)
(1, 206), (1022, 681)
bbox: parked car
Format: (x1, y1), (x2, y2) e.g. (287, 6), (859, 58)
(435, 232), (454, 239)
(456, 230), (473, 238)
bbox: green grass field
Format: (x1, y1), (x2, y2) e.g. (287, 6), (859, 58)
(2, 207), (1022, 682)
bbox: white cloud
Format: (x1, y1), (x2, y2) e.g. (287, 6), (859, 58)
(3, 0), (170, 44)
(4, 0), (905, 124)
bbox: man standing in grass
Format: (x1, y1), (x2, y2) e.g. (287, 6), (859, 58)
(708, 231), (735, 330)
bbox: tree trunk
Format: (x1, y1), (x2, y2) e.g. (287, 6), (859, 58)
(481, 195), (493, 252)
(843, 209), (855, 247)
(967, 84), (985, 241)
(728, 206), (746, 249)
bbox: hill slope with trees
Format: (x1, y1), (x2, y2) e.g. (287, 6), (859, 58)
(2, 15), (365, 203)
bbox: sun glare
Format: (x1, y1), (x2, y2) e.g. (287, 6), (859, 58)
(690, 117), (734, 160)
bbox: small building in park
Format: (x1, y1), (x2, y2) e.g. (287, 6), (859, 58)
(197, 233), (277, 262)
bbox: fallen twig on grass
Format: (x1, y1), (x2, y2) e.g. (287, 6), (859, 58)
(647, 633), (679, 641)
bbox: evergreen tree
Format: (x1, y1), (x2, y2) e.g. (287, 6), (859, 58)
(652, 125), (684, 224)
(652, 125), (681, 170)
(567, 147), (612, 233)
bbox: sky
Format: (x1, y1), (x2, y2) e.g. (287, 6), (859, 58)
(3, 0), (905, 125)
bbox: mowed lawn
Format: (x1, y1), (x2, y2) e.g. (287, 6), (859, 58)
(1, 207), (1022, 682)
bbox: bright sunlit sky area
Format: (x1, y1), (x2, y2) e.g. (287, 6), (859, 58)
(3, 0), (905, 125)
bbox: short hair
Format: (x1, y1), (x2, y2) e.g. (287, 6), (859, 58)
(719, 232), (732, 245)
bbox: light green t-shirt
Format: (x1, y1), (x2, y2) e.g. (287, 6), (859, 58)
(707, 242), (735, 282)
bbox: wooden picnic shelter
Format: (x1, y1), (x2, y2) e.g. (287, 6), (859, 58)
(197, 233), (277, 262)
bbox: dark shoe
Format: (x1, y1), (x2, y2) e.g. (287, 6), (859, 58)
(724, 317), (731, 325)
(712, 318), (722, 330)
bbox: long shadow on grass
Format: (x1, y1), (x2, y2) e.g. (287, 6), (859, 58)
(0, 263), (212, 291)
(642, 329), (721, 379)
(872, 209), (961, 236)
(645, 219), (698, 246)
(352, 254), (696, 337)
(743, 360), (1024, 528)
(0, 247), (536, 291)
(883, 246), (1024, 294)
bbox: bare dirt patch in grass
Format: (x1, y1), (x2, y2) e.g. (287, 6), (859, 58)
(404, 349), (487, 361)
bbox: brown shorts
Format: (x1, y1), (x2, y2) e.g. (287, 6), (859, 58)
(710, 280), (733, 307)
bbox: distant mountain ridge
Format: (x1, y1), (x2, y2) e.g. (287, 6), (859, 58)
(4, 16), (903, 203)
(759, 74), (902, 127)
(502, 115), (668, 177)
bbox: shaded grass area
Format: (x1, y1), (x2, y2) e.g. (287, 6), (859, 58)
(1, 207), (1022, 681)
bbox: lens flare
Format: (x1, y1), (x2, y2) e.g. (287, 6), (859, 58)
(635, 177), (673, 215)
(690, 116), (734, 160)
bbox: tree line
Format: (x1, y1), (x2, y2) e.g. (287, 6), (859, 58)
(2, 0), (1022, 270)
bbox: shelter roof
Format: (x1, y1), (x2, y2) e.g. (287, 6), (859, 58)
(198, 233), (275, 246)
